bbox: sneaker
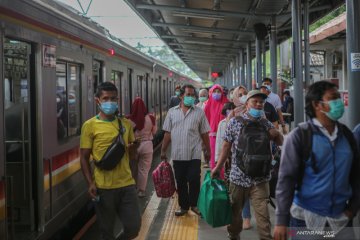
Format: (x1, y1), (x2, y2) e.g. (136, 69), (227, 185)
(137, 191), (146, 198)
(174, 208), (188, 216)
(242, 218), (252, 230)
(190, 207), (201, 216)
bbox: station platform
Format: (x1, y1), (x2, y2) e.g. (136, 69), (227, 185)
(78, 147), (360, 240)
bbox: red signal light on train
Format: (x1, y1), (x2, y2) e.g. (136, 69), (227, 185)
(109, 48), (115, 56)
(211, 72), (219, 78)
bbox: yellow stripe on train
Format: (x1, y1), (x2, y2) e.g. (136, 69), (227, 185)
(44, 158), (81, 191)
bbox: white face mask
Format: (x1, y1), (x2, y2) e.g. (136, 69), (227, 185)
(239, 95), (247, 104)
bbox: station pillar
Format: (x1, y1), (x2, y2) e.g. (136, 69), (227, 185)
(239, 48), (245, 86)
(255, 38), (263, 87)
(262, 41), (266, 79)
(270, 16), (278, 94)
(247, 41), (253, 90)
(346, 0), (360, 129)
(303, 0), (311, 88)
(292, 0), (305, 125)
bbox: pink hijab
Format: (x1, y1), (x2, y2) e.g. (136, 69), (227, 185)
(204, 84), (229, 133)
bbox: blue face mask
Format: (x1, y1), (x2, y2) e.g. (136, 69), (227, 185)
(99, 101), (118, 115)
(212, 93), (222, 101)
(68, 99), (76, 104)
(321, 98), (344, 121)
(175, 91), (180, 97)
(183, 96), (195, 107)
(248, 108), (264, 118)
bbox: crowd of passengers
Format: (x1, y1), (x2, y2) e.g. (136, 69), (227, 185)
(80, 78), (360, 240)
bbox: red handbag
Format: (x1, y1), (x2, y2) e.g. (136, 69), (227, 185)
(152, 161), (176, 198)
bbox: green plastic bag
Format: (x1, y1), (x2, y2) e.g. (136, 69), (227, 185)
(197, 170), (232, 227)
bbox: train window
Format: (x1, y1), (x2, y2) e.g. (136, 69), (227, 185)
(93, 60), (102, 94)
(111, 71), (123, 115)
(136, 75), (143, 98)
(56, 61), (82, 140)
(163, 79), (166, 104)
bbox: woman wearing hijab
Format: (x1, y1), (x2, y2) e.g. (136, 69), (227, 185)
(228, 85), (248, 120)
(129, 97), (157, 197)
(204, 84), (229, 170)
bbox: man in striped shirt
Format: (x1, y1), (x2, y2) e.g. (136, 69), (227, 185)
(161, 84), (211, 217)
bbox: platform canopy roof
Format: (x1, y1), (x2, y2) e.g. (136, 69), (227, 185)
(124, 0), (344, 79)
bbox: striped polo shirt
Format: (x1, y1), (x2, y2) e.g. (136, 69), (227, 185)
(163, 105), (211, 161)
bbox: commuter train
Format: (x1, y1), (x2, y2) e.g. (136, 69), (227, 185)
(0, 0), (201, 239)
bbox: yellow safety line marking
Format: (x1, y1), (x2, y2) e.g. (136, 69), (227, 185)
(159, 194), (199, 240)
(134, 193), (162, 240)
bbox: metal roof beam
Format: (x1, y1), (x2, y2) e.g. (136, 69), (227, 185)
(162, 35), (248, 44)
(152, 22), (253, 34)
(180, 56), (234, 61)
(178, 52), (236, 58)
(182, 57), (230, 61)
(173, 48), (239, 54)
(177, 51), (237, 57)
(136, 3), (278, 19)
(169, 42), (242, 50)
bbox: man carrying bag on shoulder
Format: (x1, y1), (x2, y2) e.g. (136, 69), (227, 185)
(80, 82), (141, 240)
(212, 90), (283, 240)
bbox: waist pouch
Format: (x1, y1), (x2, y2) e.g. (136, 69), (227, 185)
(94, 118), (126, 170)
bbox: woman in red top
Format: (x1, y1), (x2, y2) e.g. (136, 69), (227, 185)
(129, 97), (157, 197)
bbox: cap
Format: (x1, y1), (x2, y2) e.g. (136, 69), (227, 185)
(246, 90), (268, 102)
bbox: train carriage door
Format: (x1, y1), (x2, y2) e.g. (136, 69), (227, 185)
(0, 31), (5, 240)
(136, 75), (142, 98)
(92, 60), (102, 114)
(3, 38), (37, 239)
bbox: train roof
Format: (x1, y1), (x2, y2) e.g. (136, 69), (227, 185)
(3, 0), (199, 83)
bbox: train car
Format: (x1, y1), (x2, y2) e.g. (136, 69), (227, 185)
(0, 0), (200, 239)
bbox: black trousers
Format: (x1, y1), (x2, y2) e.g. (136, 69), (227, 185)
(95, 185), (141, 240)
(173, 159), (201, 210)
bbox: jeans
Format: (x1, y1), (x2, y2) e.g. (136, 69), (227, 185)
(242, 199), (251, 219)
(95, 185), (141, 240)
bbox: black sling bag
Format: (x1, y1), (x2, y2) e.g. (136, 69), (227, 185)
(94, 118), (126, 170)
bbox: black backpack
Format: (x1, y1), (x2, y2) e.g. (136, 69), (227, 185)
(296, 122), (360, 190)
(235, 116), (272, 178)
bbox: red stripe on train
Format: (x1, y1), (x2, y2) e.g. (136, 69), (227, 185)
(43, 147), (80, 175)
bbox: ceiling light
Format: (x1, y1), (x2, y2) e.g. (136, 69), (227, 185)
(173, 11), (225, 21)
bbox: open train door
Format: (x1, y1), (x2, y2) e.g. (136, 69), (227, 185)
(0, 31), (6, 240)
(2, 38), (38, 239)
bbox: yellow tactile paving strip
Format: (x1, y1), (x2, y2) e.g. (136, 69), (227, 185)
(135, 193), (162, 240)
(159, 194), (199, 240)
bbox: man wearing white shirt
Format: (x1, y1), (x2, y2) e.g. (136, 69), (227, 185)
(262, 78), (287, 134)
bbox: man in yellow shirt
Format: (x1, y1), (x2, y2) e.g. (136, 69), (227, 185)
(80, 82), (141, 240)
